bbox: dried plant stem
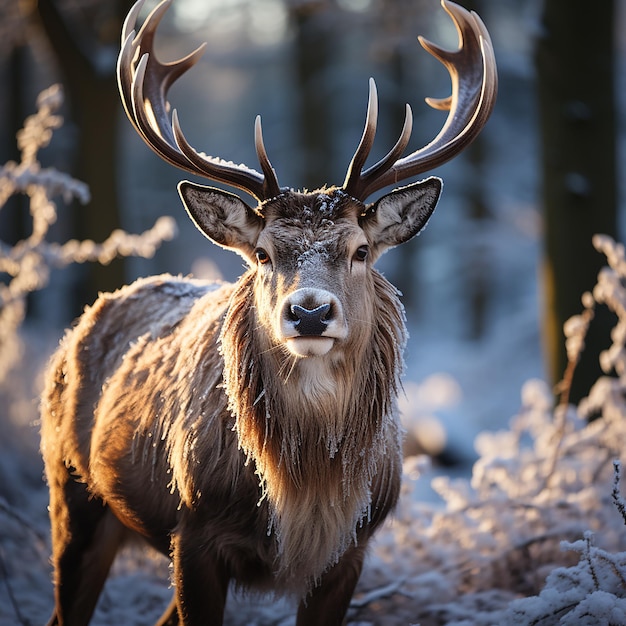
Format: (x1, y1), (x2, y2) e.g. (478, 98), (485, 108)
(541, 302), (596, 491)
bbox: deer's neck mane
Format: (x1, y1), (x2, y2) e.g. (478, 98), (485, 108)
(219, 270), (405, 588)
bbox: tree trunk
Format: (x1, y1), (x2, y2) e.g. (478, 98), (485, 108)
(292, 5), (336, 190)
(536, 0), (617, 402)
(36, 0), (134, 310)
(0, 44), (30, 246)
(70, 74), (123, 307)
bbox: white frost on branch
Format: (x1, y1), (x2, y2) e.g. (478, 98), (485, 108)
(0, 85), (177, 381)
(506, 467), (626, 625)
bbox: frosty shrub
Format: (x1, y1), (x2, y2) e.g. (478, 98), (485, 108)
(356, 234), (626, 625)
(0, 85), (176, 381)
(505, 463), (626, 625)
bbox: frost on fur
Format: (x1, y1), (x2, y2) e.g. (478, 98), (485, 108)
(0, 85), (177, 381)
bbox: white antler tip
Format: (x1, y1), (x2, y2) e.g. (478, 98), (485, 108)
(254, 115), (263, 141)
(122, 0), (145, 43)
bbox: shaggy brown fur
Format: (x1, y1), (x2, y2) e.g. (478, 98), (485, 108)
(40, 183), (440, 625)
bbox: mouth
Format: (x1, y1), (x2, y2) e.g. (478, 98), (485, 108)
(285, 336), (335, 357)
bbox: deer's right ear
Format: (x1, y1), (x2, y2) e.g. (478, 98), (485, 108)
(178, 182), (264, 261)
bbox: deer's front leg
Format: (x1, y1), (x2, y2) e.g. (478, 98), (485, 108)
(296, 544), (366, 626)
(170, 531), (230, 626)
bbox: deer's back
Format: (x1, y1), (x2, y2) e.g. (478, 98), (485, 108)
(40, 275), (233, 524)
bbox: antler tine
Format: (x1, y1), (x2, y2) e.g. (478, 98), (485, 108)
(118, 0), (203, 155)
(343, 78), (379, 192)
(343, 97), (413, 194)
(255, 116), (282, 199)
(117, 0), (280, 202)
(120, 0), (144, 48)
(343, 0), (497, 201)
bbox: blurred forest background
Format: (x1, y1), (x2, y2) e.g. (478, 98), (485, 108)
(0, 0), (624, 453)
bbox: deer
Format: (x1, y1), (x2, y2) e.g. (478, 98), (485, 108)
(40, 0), (496, 624)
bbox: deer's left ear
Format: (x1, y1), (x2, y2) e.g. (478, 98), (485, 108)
(362, 177), (442, 254)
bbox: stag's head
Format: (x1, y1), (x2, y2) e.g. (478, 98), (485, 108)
(117, 0), (496, 362)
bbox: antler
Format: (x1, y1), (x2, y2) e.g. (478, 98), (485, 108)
(343, 0), (497, 201)
(117, 0), (281, 202)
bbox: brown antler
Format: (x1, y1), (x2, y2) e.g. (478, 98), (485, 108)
(117, 0), (281, 202)
(343, 0), (497, 201)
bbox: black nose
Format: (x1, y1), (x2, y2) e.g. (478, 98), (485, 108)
(289, 303), (331, 336)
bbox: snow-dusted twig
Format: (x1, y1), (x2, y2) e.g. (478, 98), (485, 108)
(612, 460), (626, 527)
(557, 294), (596, 407)
(541, 293), (596, 491)
(583, 531), (600, 591)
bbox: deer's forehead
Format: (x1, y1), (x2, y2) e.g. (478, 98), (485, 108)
(262, 217), (362, 258)
(259, 192), (364, 257)
(261, 190), (363, 222)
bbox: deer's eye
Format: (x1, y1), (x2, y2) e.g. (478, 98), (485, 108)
(255, 248), (270, 265)
(354, 245), (369, 262)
